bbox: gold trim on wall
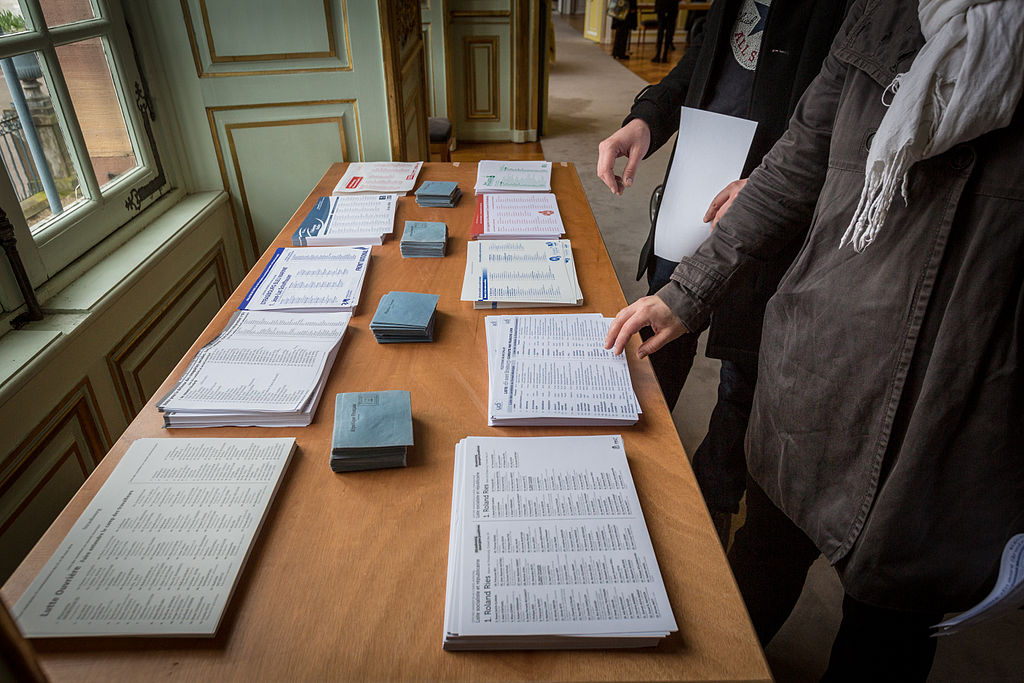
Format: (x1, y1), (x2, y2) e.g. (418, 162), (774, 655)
(207, 100), (362, 264)
(464, 36), (500, 121)
(422, 23), (433, 117)
(227, 117), (347, 255)
(514, 0), (530, 130)
(451, 10), (512, 18)
(200, 0), (336, 63)
(0, 444), (86, 538)
(106, 242), (231, 422)
(0, 379), (110, 503)
(180, 0), (353, 77)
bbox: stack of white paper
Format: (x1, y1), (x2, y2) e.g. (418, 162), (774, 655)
(461, 240), (582, 309)
(240, 246), (370, 313)
(444, 434), (677, 650)
(291, 194), (399, 246)
(484, 314), (641, 426)
(471, 193), (565, 240)
(474, 160), (552, 193)
(12, 437), (296, 637)
(157, 311), (351, 427)
(332, 161), (423, 195)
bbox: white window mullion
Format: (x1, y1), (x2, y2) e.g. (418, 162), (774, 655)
(38, 44), (103, 204)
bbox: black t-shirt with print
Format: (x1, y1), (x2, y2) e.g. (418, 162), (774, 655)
(704, 0), (772, 117)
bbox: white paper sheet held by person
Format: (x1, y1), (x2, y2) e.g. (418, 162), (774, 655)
(653, 107), (757, 262)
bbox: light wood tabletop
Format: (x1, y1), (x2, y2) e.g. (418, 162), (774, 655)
(1, 162), (771, 682)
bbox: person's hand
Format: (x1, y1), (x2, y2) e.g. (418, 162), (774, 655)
(597, 119), (652, 195)
(703, 178), (747, 228)
(604, 295), (687, 359)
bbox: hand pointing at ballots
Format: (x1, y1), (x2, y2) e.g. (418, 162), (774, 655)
(604, 295), (688, 359)
(597, 119), (652, 195)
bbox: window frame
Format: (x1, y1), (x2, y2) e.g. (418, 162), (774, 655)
(0, 0), (170, 311)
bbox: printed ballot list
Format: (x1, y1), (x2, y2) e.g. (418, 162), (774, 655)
(485, 314), (641, 425)
(461, 240), (581, 308)
(157, 311), (351, 427)
(12, 438), (296, 637)
(239, 246), (370, 313)
(443, 435), (677, 649)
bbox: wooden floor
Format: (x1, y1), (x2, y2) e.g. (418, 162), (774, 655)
(449, 141), (544, 162)
(562, 12), (682, 84)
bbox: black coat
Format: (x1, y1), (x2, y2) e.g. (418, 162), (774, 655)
(627, 0), (848, 362)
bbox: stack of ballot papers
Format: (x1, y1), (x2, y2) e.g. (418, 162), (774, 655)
(461, 239), (581, 308)
(291, 194), (398, 246)
(415, 180), (461, 207)
(470, 192), (564, 240)
(330, 390), (413, 472)
(443, 434), (677, 650)
(157, 311), (351, 428)
(332, 161), (423, 195)
(400, 220), (447, 257)
(474, 160), (552, 193)
(11, 438), (296, 637)
(370, 291), (439, 343)
(240, 246), (370, 313)
(484, 314), (641, 426)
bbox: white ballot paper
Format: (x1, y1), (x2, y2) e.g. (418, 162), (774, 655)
(476, 193), (565, 239)
(933, 533), (1024, 636)
(291, 194), (399, 246)
(653, 107), (757, 261)
(462, 240), (582, 309)
(12, 437), (296, 637)
(157, 311), (351, 427)
(475, 160), (552, 193)
(239, 246), (370, 313)
(484, 314), (641, 426)
(332, 161), (423, 195)
(443, 434), (677, 649)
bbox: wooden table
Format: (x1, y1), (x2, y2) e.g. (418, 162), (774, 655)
(2, 163), (771, 682)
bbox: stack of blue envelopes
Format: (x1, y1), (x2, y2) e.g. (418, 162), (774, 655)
(330, 390), (412, 472)
(415, 181), (461, 207)
(369, 291), (439, 343)
(400, 221), (447, 257)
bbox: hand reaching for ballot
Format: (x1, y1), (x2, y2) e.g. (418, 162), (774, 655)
(703, 178), (747, 227)
(604, 295), (687, 359)
(597, 119), (652, 195)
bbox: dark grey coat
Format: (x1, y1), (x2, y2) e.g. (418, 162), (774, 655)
(658, 0), (1024, 611)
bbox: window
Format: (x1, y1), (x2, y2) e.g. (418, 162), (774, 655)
(0, 0), (168, 311)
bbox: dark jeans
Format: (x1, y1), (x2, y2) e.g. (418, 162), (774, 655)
(654, 9), (675, 59)
(691, 357), (757, 514)
(641, 256), (699, 412)
(645, 256), (751, 514)
(612, 24), (631, 58)
(729, 477), (943, 681)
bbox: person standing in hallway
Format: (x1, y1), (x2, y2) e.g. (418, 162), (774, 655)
(596, 0), (848, 542)
(652, 0), (679, 63)
(604, 0), (1024, 677)
(611, 0), (638, 59)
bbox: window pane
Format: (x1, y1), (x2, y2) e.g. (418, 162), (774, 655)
(55, 37), (138, 191)
(0, 51), (84, 230)
(41, 0), (96, 27)
(0, 2), (31, 36)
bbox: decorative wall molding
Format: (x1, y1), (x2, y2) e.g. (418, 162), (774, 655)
(106, 242), (231, 421)
(206, 100), (359, 261)
(180, 0), (353, 77)
(200, 0), (336, 63)
(464, 36), (500, 120)
(0, 379), (110, 540)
